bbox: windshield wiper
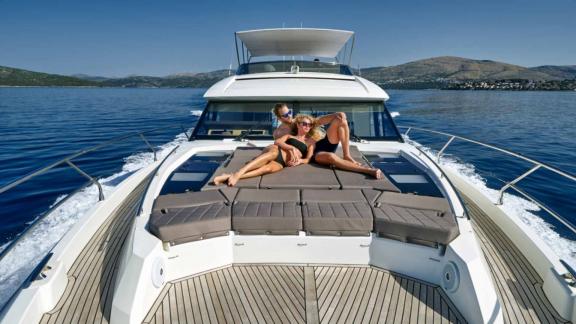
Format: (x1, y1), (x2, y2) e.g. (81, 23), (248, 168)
(233, 120), (265, 142)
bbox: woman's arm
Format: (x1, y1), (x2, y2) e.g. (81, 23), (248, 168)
(299, 142), (315, 164)
(275, 135), (299, 164)
(288, 140), (315, 166)
(274, 134), (291, 150)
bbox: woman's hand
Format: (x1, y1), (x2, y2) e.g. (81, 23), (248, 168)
(287, 157), (302, 167)
(288, 147), (300, 164)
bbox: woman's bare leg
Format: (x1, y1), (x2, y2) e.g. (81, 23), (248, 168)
(227, 147), (286, 187)
(213, 146), (278, 185)
(324, 113), (360, 165)
(228, 161), (283, 186)
(213, 173), (232, 185)
(314, 152), (382, 179)
(235, 147), (278, 174)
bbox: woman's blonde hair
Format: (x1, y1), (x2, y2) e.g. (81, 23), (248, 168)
(291, 114), (325, 141)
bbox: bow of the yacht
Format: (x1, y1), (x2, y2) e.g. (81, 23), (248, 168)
(1, 28), (575, 324)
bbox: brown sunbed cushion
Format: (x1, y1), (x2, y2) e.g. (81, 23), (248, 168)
(149, 190), (234, 245)
(301, 189), (373, 236)
(232, 189), (302, 235)
(335, 168), (400, 192)
(260, 163), (340, 189)
(318, 146), (400, 192)
(373, 192), (459, 246)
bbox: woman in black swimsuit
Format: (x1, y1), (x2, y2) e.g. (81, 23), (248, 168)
(312, 112), (383, 179)
(213, 115), (321, 187)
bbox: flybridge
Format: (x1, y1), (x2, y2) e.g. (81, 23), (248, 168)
(234, 28), (355, 65)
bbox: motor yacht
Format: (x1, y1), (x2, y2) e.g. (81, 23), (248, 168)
(1, 28), (575, 324)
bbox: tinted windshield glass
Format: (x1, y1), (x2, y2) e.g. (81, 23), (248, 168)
(298, 102), (400, 140)
(192, 101), (400, 141)
(237, 61), (353, 75)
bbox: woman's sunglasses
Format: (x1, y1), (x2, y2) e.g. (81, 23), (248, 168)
(280, 109), (293, 118)
(298, 121), (313, 127)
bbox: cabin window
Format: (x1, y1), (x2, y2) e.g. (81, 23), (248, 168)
(192, 101), (401, 141)
(298, 102), (401, 140)
(237, 60), (353, 75)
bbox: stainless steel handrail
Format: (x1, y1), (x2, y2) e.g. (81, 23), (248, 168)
(0, 124), (186, 197)
(398, 125), (576, 235)
(0, 124), (189, 261)
(0, 123), (192, 314)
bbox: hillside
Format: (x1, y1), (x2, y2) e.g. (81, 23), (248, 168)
(99, 70), (230, 88)
(529, 65), (576, 80)
(1, 58), (575, 88)
(361, 56), (560, 83)
(0, 66), (97, 87)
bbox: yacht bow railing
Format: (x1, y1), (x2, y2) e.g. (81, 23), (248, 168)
(398, 125), (576, 236)
(0, 124), (191, 314)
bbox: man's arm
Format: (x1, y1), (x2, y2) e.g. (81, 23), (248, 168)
(316, 112), (346, 126)
(287, 141), (315, 166)
(273, 124), (291, 139)
(275, 135), (299, 164)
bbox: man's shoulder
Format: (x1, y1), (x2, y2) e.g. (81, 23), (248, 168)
(273, 124), (291, 139)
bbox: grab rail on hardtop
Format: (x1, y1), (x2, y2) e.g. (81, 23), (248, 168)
(0, 124), (192, 315)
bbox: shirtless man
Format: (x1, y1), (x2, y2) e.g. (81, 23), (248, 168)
(269, 103), (362, 166)
(213, 103), (381, 185)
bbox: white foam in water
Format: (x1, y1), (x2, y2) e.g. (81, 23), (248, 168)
(0, 131), (191, 309)
(190, 110), (203, 116)
(406, 137), (576, 269)
(390, 111), (400, 118)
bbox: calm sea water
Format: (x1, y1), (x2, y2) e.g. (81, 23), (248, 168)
(0, 87), (574, 252)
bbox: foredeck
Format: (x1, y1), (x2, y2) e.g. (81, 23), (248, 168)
(37, 183), (570, 323)
(463, 195), (570, 324)
(142, 265), (465, 324)
(39, 176), (149, 324)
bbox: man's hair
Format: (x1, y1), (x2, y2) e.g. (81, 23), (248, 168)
(272, 103), (288, 118)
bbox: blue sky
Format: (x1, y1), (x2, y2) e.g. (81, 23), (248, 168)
(0, 0), (574, 76)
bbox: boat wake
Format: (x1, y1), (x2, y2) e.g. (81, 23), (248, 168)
(390, 111), (400, 118)
(409, 138), (576, 269)
(0, 130), (192, 310)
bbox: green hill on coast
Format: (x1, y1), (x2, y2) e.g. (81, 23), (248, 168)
(361, 56), (561, 82)
(0, 66), (97, 87)
(2, 57), (575, 89)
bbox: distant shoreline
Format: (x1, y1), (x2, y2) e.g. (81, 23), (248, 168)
(2, 85), (575, 92)
(3, 56), (576, 90)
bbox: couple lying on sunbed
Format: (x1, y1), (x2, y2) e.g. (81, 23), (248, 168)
(214, 103), (383, 187)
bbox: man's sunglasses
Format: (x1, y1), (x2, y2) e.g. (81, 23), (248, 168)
(298, 121), (313, 127)
(280, 109), (293, 118)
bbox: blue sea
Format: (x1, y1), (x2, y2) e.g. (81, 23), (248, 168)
(0, 88), (575, 305)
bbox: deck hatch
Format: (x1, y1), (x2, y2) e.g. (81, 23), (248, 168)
(160, 152), (232, 195)
(389, 174), (429, 184)
(366, 154), (444, 197)
(170, 172), (209, 182)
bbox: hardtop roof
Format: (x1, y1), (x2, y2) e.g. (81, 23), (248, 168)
(236, 28), (354, 58)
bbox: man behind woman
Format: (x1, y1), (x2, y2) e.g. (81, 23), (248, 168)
(213, 103), (382, 187)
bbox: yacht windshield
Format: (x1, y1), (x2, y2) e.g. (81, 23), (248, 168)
(237, 61), (353, 75)
(192, 101), (401, 141)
